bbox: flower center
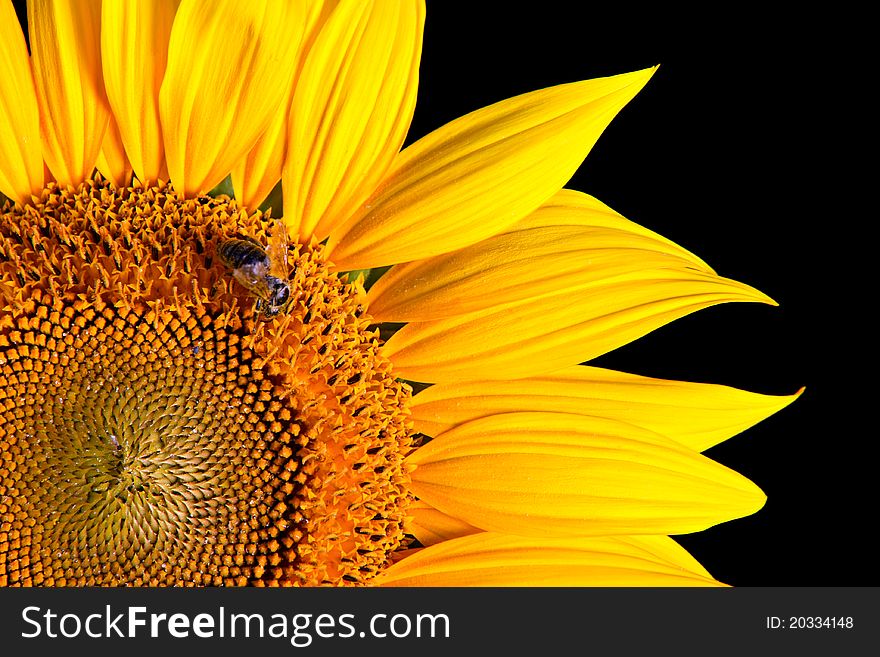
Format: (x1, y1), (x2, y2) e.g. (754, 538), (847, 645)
(0, 179), (413, 586)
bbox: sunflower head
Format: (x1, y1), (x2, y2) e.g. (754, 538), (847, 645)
(0, 178), (412, 586)
(0, 0), (799, 587)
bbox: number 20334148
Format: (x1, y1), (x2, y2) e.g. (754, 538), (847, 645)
(766, 617), (854, 629)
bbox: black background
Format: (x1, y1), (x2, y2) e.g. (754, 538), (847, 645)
(411, 3), (869, 586)
(8, 1), (869, 587)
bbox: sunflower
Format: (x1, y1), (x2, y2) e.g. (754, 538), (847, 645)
(0, 0), (799, 587)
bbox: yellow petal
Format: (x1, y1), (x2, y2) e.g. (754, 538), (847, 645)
(412, 365), (803, 452)
(159, 0), (307, 197)
(406, 500), (481, 546)
(283, 0), (424, 241)
(231, 0), (325, 211)
(622, 534), (713, 579)
(28, 0), (109, 187)
(0, 0), (43, 204)
(101, 0), (178, 185)
(407, 412), (766, 537)
(385, 267), (775, 384)
(229, 105), (287, 212)
(95, 114), (132, 187)
(374, 533), (724, 587)
(327, 67), (657, 270)
(368, 189), (713, 322)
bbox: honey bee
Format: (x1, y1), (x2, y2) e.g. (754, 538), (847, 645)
(217, 220), (292, 317)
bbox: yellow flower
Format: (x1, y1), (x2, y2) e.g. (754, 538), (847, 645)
(0, 0), (799, 587)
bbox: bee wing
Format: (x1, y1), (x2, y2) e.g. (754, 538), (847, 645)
(267, 218), (289, 279)
(231, 266), (265, 291)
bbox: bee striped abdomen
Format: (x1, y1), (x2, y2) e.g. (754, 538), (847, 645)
(217, 238), (270, 272)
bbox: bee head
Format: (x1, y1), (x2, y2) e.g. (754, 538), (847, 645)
(264, 276), (291, 316)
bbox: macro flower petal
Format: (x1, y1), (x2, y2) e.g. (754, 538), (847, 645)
(231, 0), (325, 211)
(411, 365), (803, 451)
(384, 262), (775, 384)
(374, 533), (724, 587)
(406, 500), (480, 546)
(327, 67), (656, 270)
(95, 114), (132, 187)
(368, 189), (712, 322)
(407, 412), (766, 537)
(28, 0), (109, 187)
(0, 0), (43, 205)
(159, 0), (307, 196)
(283, 0), (424, 241)
(101, 0), (178, 184)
